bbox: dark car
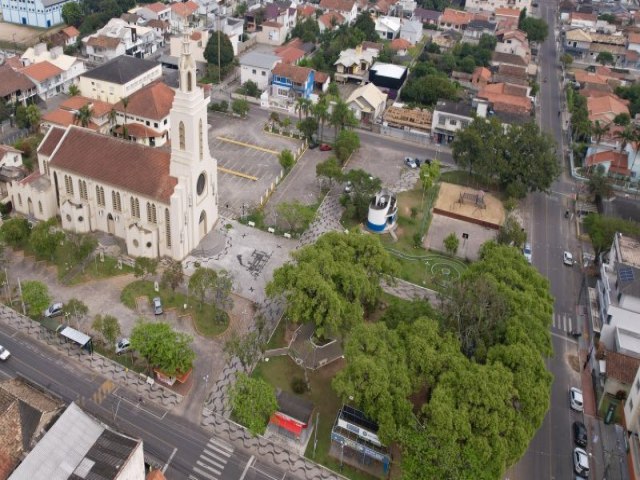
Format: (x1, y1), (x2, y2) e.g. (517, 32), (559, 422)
(308, 141), (319, 149)
(319, 144), (332, 151)
(573, 421), (588, 447)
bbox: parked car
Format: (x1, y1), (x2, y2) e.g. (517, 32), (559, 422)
(115, 338), (130, 355)
(573, 447), (590, 477)
(152, 297), (163, 315)
(404, 157), (418, 169)
(523, 243), (532, 264)
(0, 345), (10, 361)
(308, 141), (319, 149)
(570, 387), (584, 412)
(344, 181), (353, 193)
(573, 421), (588, 447)
(319, 144), (332, 151)
(43, 302), (64, 318)
(564, 251), (574, 266)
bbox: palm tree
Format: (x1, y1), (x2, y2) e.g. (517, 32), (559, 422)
(24, 104), (40, 133)
(73, 104), (93, 127)
(313, 98), (330, 142)
(68, 84), (80, 96)
(121, 96), (130, 140)
(281, 117), (292, 134)
(591, 120), (609, 146)
(616, 124), (636, 152)
(108, 108), (117, 134)
(295, 97), (311, 121)
(329, 99), (357, 137)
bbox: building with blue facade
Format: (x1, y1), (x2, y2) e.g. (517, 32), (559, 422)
(1, 0), (75, 28)
(367, 191), (397, 233)
(271, 63), (314, 100)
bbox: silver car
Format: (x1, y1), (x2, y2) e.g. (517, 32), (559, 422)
(152, 297), (163, 315)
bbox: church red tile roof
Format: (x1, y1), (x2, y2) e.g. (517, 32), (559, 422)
(49, 126), (177, 202)
(38, 126), (66, 156)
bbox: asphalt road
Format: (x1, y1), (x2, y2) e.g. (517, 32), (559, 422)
(0, 321), (283, 480)
(505, 0), (589, 478)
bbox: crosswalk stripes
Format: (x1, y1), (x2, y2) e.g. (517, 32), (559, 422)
(189, 437), (234, 480)
(552, 312), (575, 333)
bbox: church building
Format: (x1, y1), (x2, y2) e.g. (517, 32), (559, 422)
(8, 33), (218, 260)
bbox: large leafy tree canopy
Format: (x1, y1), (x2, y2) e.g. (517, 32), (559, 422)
(452, 117), (560, 198)
(203, 33), (235, 70)
(130, 321), (195, 376)
(229, 373), (277, 436)
(266, 232), (397, 338)
(335, 243), (553, 478)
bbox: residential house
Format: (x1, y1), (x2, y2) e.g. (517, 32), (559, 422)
(375, 15), (401, 40)
(41, 95), (114, 134)
(565, 28), (593, 56)
(413, 7), (440, 25)
(83, 18), (160, 63)
(597, 234), (640, 361)
(471, 66), (492, 89)
(383, 104), (432, 133)
(1, 0), (73, 28)
(111, 81), (174, 146)
(134, 2), (172, 22)
(146, 18), (171, 42)
(598, 350), (640, 437)
(628, 32), (640, 54)
(209, 15), (245, 54)
(319, 0), (358, 24)
(314, 71), (331, 93)
(432, 100), (476, 143)
(170, 30), (210, 63)
(490, 51), (529, 69)
(390, 38), (411, 55)
(170, 1), (200, 33)
(79, 56), (162, 104)
(493, 63), (528, 85)
(346, 82), (388, 123)
(494, 7), (521, 25)
(264, 1), (297, 31)
(0, 144), (23, 169)
(477, 82), (532, 115)
(0, 65), (37, 106)
(588, 33), (627, 65)
(240, 51), (281, 90)
(399, 19), (423, 44)
(297, 4), (316, 19)
(8, 403), (145, 480)
(462, 18), (497, 44)
(271, 63), (315, 100)
(275, 44), (307, 65)
(559, 0), (576, 22)
(585, 150), (634, 177)
(465, 0), (531, 13)
(334, 44), (378, 83)
(369, 62), (407, 90)
(318, 11), (346, 32)
(587, 93), (630, 125)
(623, 362), (640, 478)
(569, 11), (597, 30)
(20, 62), (67, 100)
(495, 33), (530, 63)
(396, 0), (417, 18)
(438, 8), (473, 31)
(257, 21), (288, 46)
(432, 29), (462, 51)
(49, 25), (81, 48)
(21, 43), (86, 81)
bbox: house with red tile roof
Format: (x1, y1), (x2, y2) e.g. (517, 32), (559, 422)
(0, 65), (37, 106)
(319, 0), (358, 24)
(170, 1), (199, 32)
(587, 93), (630, 124)
(40, 95), (114, 134)
(465, 0), (531, 14)
(477, 82), (532, 115)
(9, 44), (219, 260)
(318, 11), (346, 32)
(135, 1), (171, 22)
(438, 8), (473, 31)
(19, 61), (66, 101)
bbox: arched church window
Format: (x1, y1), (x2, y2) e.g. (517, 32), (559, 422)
(165, 208), (172, 248)
(179, 121), (185, 150)
(187, 71), (193, 92)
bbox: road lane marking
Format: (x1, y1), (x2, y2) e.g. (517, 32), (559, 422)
(208, 437), (233, 452)
(192, 466), (218, 479)
(239, 455), (255, 480)
(195, 460), (221, 475)
(200, 451), (226, 469)
(216, 136), (279, 155)
(162, 447), (177, 473)
(205, 443), (232, 458)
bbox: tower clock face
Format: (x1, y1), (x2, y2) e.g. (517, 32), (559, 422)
(197, 173), (206, 195)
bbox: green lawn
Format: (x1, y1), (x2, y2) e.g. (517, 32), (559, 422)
(120, 280), (228, 337)
(385, 250), (468, 290)
(66, 255), (134, 284)
(94, 343), (147, 374)
(252, 356), (376, 480)
(266, 318), (288, 349)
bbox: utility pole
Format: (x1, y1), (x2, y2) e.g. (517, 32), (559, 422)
(217, 15), (221, 85)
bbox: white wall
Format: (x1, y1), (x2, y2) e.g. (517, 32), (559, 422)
(240, 65), (273, 90)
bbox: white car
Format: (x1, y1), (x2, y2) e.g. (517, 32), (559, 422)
(564, 251), (574, 266)
(404, 157), (418, 169)
(523, 243), (532, 264)
(43, 302), (64, 318)
(0, 345), (10, 361)
(573, 447), (590, 477)
(115, 338), (131, 355)
(570, 387), (584, 412)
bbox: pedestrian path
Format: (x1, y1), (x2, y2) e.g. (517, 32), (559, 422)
(190, 437), (234, 480)
(552, 312), (576, 333)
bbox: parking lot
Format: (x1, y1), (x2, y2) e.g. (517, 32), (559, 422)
(346, 138), (418, 189)
(208, 112), (303, 218)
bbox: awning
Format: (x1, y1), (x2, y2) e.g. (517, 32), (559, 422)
(59, 326), (91, 347)
(270, 413), (305, 436)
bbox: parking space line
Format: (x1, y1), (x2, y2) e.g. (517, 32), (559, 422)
(217, 166), (258, 181)
(216, 136), (279, 155)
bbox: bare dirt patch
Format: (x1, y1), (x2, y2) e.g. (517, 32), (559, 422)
(567, 353), (580, 372)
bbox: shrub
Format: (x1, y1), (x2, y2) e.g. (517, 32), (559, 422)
(291, 377), (307, 394)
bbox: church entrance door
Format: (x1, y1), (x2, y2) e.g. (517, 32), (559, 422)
(199, 211), (207, 240)
(107, 213), (115, 235)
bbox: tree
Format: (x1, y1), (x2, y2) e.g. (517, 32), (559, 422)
(133, 257), (158, 279)
(92, 314), (121, 346)
(297, 117), (318, 143)
(73, 104), (93, 127)
(130, 320), (195, 376)
(231, 99), (249, 117)
(65, 298), (89, 323)
(496, 214), (527, 247)
(613, 112), (631, 126)
(591, 120), (609, 145)
(234, 1), (247, 16)
(560, 53), (573, 67)
(62, 1), (83, 26)
(223, 331), (262, 371)
(312, 97), (330, 142)
(212, 269), (233, 312)
(266, 232), (397, 338)
(583, 213), (640, 257)
(241, 80), (259, 97)
(68, 84), (80, 96)
(588, 165), (613, 201)
(0, 218), (31, 247)
(21, 280), (50, 318)
(25, 104), (41, 132)
(29, 219), (64, 261)
(400, 74), (459, 107)
(276, 201), (316, 232)
(342, 169), (383, 222)
(278, 149), (295, 172)
(281, 117), (292, 133)
(596, 51), (614, 66)
(419, 160), (441, 197)
(120, 96), (130, 139)
(188, 267), (218, 306)
(316, 156), (343, 186)
(229, 373), (277, 436)
(329, 99), (357, 136)
(203, 33), (235, 71)
(295, 97), (312, 121)
(161, 259), (184, 292)
(518, 15), (548, 42)
(353, 12), (378, 41)
(615, 124), (636, 152)
(334, 129), (360, 164)
(290, 17), (320, 43)
(443, 232), (459, 255)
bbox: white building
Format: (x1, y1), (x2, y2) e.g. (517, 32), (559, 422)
(1, 0), (74, 28)
(0, 145), (23, 169)
(400, 19), (423, 45)
(625, 365), (640, 477)
(134, 1), (172, 22)
(239, 51), (281, 90)
(464, 0), (531, 13)
(598, 233), (640, 356)
(83, 18), (161, 64)
(9, 32), (218, 260)
(375, 16), (401, 40)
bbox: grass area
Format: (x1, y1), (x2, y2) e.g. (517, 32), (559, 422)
(440, 170), (499, 191)
(66, 255), (134, 284)
(120, 280), (228, 337)
(94, 343), (147, 374)
(252, 356), (376, 480)
(266, 318), (288, 349)
(386, 250), (468, 290)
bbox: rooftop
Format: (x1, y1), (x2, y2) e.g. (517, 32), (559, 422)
(171, 0), (199, 17)
(319, 0), (355, 12)
(20, 61), (63, 82)
(435, 99), (474, 117)
(276, 391), (314, 423)
(240, 51), (281, 69)
(440, 7), (473, 25)
(272, 63), (313, 83)
(371, 62), (406, 79)
(37, 126), (66, 157)
(82, 55), (159, 85)
(0, 64), (35, 98)
(618, 234), (640, 269)
(113, 81), (175, 121)
(605, 350), (640, 384)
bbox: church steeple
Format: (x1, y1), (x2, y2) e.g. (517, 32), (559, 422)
(179, 26), (197, 94)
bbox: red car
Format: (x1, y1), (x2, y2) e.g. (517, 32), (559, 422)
(319, 144), (332, 151)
